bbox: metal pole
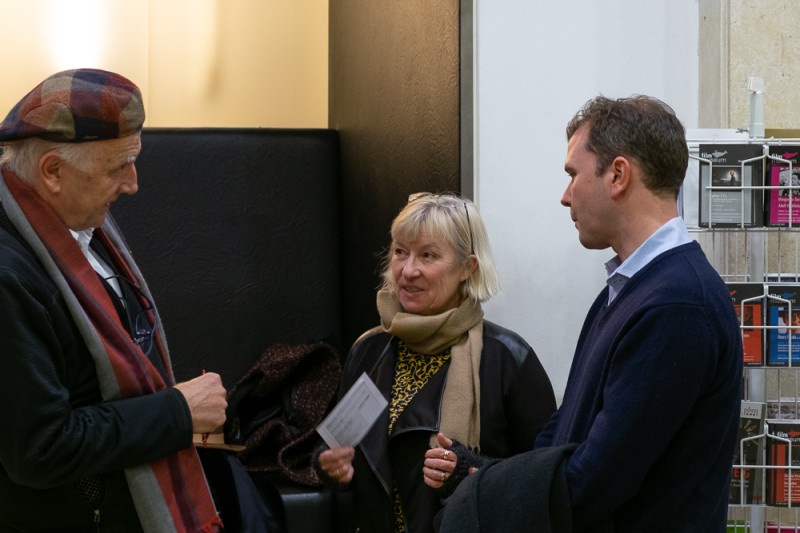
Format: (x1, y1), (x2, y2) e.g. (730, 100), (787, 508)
(747, 75), (765, 533)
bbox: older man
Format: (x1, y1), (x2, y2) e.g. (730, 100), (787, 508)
(0, 69), (271, 532)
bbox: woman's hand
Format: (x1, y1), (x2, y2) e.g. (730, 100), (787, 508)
(423, 432), (458, 489)
(318, 446), (356, 484)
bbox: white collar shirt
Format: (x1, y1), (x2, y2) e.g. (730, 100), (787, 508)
(604, 216), (692, 304)
(70, 228), (122, 297)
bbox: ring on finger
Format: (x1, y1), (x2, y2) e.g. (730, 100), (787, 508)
(440, 470), (446, 481)
(443, 449), (450, 460)
(334, 468), (340, 477)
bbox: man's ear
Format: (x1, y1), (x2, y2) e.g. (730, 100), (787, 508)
(608, 156), (632, 199)
(39, 152), (63, 194)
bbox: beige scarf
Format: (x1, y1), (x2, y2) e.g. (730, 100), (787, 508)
(377, 289), (484, 450)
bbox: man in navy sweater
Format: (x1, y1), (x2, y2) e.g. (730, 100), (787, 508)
(437, 96), (743, 533)
(534, 95), (743, 531)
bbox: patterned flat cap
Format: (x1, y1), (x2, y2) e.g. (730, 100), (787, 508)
(0, 68), (144, 143)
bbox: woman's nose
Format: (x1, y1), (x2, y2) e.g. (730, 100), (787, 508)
(402, 256), (420, 277)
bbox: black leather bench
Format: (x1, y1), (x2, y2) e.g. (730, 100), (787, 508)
(112, 128), (347, 532)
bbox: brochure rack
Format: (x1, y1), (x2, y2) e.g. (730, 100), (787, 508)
(686, 134), (800, 532)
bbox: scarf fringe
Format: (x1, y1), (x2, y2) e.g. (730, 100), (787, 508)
(201, 516), (225, 532)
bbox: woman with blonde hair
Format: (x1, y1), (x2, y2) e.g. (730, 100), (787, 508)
(316, 192), (556, 532)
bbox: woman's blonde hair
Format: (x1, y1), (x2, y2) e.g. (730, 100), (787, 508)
(380, 192), (500, 303)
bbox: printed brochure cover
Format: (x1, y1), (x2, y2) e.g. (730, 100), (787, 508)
(730, 401), (765, 505)
(698, 144), (764, 227)
(727, 283), (764, 366)
(766, 419), (800, 506)
(766, 285), (800, 366)
(766, 145), (800, 227)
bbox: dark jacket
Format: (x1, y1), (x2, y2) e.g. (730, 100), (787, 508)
(331, 321), (556, 533)
(436, 443), (584, 533)
(0, 210), (191, 532)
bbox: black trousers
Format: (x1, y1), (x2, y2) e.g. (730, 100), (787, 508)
(197, 448), (287, 533)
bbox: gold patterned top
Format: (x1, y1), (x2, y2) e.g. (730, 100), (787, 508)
(389, 340), (451, 533)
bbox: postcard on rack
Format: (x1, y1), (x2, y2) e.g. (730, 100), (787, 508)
(727, 282), (765, 366)
(730, 400), (766, 505)
(765, 145), (800, 227)
(697, 143), (764, 227)
(316, 372), (388, 449)
(766, 418), (800, 506)
(766, 284), (800, 366)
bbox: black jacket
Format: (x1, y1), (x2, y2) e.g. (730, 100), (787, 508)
(0, 210), (190, 532)
(436, 443), (580, 533)
(0, 203), (284, 533)
(332, 321), (556, 533)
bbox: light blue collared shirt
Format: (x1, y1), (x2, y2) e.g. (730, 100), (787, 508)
(604, 217), (692, 304)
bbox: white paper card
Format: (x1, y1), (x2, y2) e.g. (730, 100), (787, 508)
(316, 372), (387, 448)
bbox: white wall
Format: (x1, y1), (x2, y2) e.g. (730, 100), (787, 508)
(473, 1), (700, 400)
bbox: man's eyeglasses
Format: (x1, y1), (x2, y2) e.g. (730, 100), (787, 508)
(104, 275), (159, 356)
(407, 192), (475, 255)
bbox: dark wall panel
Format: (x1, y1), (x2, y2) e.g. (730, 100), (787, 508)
(113, 129), (342, 385)
(330, 0), (461, 346)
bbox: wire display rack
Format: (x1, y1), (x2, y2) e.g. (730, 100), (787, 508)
(686, 137), (800, 532)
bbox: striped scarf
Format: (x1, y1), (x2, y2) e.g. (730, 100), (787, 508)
(0, 167), (222, 532)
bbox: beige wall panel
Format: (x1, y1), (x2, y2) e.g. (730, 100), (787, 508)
(727, 0), (800, 130)
(699, 0), (728, 127)
(0, 0), (149, 118)
(147, 0), (328, 127)
(0, 0), (326, 128)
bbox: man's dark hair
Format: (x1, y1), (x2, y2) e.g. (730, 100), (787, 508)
(566, 95), (688, 196)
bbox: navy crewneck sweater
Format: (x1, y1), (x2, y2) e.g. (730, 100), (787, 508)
(536, 241), (743, 532)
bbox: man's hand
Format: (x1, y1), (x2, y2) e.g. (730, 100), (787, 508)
(173, 372), (227, 433)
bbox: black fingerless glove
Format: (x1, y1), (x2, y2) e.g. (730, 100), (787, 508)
(439, 439), (489, 499)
